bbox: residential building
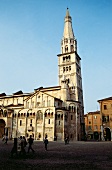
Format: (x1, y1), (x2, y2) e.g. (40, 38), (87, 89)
(0, 9), (84, 141)
(98, 97), (112, 141)
(84, 111), (101, 140)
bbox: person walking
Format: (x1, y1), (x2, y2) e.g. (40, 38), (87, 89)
(27, 135), (35, 153)
(4, 135), (8, 144)
(19, 136), (26, 156)
(44, 136), (48, 151)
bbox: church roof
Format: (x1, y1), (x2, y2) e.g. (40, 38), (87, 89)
(0, 93), (6, 97)
(13, 90), (23, 95)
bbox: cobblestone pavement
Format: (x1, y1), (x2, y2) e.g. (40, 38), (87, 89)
(0, 140), (112, 170)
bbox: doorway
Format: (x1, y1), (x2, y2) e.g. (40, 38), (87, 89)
(104, 128), (111, 141)
(0, 119), (5, 138)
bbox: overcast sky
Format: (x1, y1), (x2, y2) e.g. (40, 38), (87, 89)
(0, 0), (112, 114)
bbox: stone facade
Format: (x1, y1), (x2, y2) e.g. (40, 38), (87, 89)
(0, 9), (84, 141)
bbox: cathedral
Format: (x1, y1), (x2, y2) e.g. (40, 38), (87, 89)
(0, 9), (84, 141)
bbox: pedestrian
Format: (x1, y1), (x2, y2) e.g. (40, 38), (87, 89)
(2, 135), (5, 141)
(65, 137), (68, 145)
(23, 136), (27, 147)
(27, 135), (35, 153)
(19, 136), (26, 156)
(11, 138), (18, 158)
(44, 136), (48, 151)
(4, 135), (8, 144)
(67, 136), (69, 144)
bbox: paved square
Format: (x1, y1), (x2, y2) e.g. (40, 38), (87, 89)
(0, 140), (112, 170)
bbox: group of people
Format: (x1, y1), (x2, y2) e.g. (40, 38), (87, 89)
(19, 135), (35, 155)
(11, 135), (49, 157)
(11, 135), (35, 157)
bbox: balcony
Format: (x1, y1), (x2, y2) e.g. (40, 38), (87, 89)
(27, 126), (33, 131)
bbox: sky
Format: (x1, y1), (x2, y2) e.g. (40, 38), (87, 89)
(0, 0), (112, 114)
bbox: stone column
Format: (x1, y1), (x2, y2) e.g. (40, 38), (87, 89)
(76, 105), (78, 141)
(43, 112), (45, 140)
(34, 112), (37, 140)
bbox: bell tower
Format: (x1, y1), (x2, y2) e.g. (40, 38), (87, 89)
(57, 8), (83, 105)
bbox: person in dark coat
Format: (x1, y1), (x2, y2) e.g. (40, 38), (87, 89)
(44, 136), (48, 151)
(27, 135), (35, 153)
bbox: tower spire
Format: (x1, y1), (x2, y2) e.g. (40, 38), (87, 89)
(63, 8), (74, 39)
(61, 8), (77, 54)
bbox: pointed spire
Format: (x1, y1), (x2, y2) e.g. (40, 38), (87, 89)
(63, 8), (74, 39)
(61, 9), (77, 54)
(66, 7), (70, 17)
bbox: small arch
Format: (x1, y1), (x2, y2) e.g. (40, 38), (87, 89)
(58, 114), (60, 119)
(4, 110), (7, 117)
(51, 112), (53, 117)
(61, 114), (63, 120)
(65, 46), (68, 53)
(71, 45), (74, 52)
(45, 113), (47, 117)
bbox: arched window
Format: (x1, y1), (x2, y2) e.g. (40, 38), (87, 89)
(66, 67), (68, 71)
(71, 45), (74, 52)
(58, 114), (60, 119)
(4, 110), (7, 117)
(45, 113), (47, 117)
(61, 114), (63, 120)
(72, 106), (74, 112)
(69, 66), (71, 71)
(65, 46), (68, 53)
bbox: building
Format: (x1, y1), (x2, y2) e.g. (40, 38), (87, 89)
(98, 97), (112, 141)
(0, 9), (84, 141)
(84, 111), (101, 140)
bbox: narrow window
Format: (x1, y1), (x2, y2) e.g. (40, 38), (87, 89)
(20, 120), (22, 126)
(59, 121), (60, 125)
(48, 119), (50, 124)
(66, 67), (68, 71)
(71, 115), (73, 120)
(94, 116), (97, 119)
(69, 66), (71, 71)
(104, 105), (107, 110)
